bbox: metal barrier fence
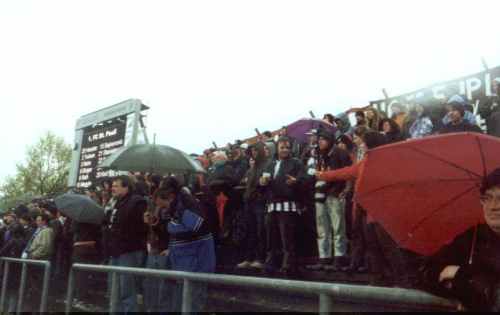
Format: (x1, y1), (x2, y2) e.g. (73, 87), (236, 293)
(66, 263), (459, 313)
(0, 257), (51, 314)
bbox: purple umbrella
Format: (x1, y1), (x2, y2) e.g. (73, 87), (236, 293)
(286, 118), (337, 144)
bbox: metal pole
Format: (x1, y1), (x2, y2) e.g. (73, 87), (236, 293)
(40, 262), (51, 313)
(65, 268), (75, 314)
(319, 293), (334, 313)
(131, 105), (141, 145)
(181, 279), (193, 313)
(16, 263), (27, 315)
(110, 271), (119, 314)
(0, 261), (9, 312)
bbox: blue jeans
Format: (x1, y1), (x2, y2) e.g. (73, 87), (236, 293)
(143, 254), (172, 312)
(169, 237), (216, 313)
(109, 250), (144, 313)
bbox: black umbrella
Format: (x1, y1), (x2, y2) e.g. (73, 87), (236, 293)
(54, 193), (105, 225)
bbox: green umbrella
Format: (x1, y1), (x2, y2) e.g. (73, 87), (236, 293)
(98, 144), (206, 174)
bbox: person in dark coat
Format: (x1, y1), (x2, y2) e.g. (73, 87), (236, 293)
(260, 136), (306, 276)
(306, 129), (352, 271)
(207, 151), (238, 241)
(418, 168), (500, 311)
(380, 118), (404, 143)
(439, 103), (483, 134)
(236, 142), (269, 269)
(142, 189), (172, 313)
(108, 175), (148, 313)
(70, 221), (102, 303)
(0, 223), (27, 313)
(19, 214), (35, 243)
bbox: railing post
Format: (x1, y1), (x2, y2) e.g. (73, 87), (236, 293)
(319, 293), (334, 313)
(110, 271), (119, 314)
(182, 279), (193, 313)
(0, 261), (9, 312)
(16, 262), (27, 315)
(40, 261), (51, 313)
(65, 268), (75, 314)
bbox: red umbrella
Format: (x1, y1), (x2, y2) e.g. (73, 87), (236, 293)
(356, 132), (500, 256)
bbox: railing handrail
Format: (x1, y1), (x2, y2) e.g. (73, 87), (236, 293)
(0, 257), (51, 314)
(0, 257), (50, 266)
(70, 263), (459, 312)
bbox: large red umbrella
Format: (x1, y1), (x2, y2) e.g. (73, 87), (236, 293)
(356, 132), (500, 256)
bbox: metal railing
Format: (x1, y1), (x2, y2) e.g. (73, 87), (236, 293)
(65, 263), (459, 313)
(0, 257), (51, 314)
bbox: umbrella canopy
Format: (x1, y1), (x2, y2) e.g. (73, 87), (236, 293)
(54, 193), (105, 225)
(356, 132), (500, 256)
(286, 118), (337, 144)
(98, 144), (206, 174)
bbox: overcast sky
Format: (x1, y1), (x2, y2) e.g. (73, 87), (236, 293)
(1, 0), (500, 181)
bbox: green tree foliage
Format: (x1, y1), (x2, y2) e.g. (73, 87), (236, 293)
(0, 132), (72, 210)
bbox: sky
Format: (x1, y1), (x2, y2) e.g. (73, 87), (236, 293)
(1, 0), (500, 181)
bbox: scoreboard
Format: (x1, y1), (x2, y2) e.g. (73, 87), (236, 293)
(68, 99), (149, 189)
(76, 117), (127, 188)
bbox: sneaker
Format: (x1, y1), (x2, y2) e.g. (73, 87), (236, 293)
(325, 256), (349, 272)
(249, 261), (264, 269)
(305, 263), (326, 271)
(305, 258), (331, 271)
(356, 265), (369, 273)
(236, 260), (252, 269)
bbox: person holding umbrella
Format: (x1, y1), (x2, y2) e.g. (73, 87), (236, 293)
(418, 168), (500, 311)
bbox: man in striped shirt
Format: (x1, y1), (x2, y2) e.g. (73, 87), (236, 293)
(260, 136), (306, 276)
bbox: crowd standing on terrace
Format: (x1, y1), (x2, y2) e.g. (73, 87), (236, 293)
(1, 89), (500, 312)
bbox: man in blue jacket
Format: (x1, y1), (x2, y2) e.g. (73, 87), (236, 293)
(161, 177), (215, 313)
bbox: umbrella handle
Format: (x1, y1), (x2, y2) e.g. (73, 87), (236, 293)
(468, 223), (479, 265)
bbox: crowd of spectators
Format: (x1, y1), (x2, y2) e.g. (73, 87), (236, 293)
(0, 91), (498, 312)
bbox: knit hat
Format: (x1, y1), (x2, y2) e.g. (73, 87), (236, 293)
(447, 94), (466, 105)
(317, 129), (335, 143)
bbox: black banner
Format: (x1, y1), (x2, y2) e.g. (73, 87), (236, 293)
(76, 117), (127, 188)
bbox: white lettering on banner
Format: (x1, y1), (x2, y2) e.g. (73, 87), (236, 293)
(432, 85), (446, 99)
(459, 81), (466, 95)
(485, 73), (492, 96)
(466, 77), (482, 100)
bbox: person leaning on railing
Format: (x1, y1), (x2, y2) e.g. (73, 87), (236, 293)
(0, 223), (27, 313)
(161, 177), (215, 313)
(22, 213), (54, 260)
(68, 220), (102, 305)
